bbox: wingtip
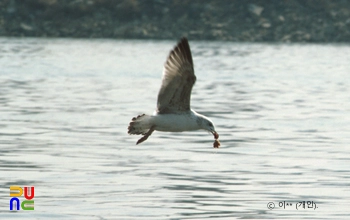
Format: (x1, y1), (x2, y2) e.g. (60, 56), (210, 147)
(180, 36), (188, 43)
(178, 37), (189, 47)
(174, 37), (193, 66)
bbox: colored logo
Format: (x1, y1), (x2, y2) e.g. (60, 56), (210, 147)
(9, 186), (35, 211)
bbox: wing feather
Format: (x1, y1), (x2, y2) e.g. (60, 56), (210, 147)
(157, 38), (196, 114)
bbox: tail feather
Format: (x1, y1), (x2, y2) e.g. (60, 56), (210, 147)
(128, 114), (155, 144)
(128, 114), (152, 135)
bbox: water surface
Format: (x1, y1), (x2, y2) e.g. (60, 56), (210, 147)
(0, 38), (349, 219)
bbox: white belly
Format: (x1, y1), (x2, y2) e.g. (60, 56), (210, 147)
(152, 112), (200, 132)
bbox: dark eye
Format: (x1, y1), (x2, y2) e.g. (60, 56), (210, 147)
(208, 122), (213, 127)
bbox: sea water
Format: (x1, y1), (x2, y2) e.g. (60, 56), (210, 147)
(0, 38), (349, 219)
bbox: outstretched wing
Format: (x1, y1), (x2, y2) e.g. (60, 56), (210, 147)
(157, 37), (196, 114)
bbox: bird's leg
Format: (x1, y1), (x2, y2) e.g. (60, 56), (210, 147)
(136, 126), (155, 145)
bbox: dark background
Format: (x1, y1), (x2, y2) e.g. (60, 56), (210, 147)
(1, 0), (349, 42)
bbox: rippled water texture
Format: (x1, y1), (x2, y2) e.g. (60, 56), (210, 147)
(0, 38), (349, 219)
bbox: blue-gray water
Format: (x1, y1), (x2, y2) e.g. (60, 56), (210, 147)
(0, 38), (349, 219)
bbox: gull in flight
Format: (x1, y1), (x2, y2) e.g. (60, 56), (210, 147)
(128, 37), (220, 148)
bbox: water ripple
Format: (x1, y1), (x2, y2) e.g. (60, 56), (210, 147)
(0, 38), (349, 219)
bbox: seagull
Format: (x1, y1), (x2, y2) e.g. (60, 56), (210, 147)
(128, 37), (220, 148)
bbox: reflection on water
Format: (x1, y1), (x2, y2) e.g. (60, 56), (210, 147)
(0, 38), (349, 219)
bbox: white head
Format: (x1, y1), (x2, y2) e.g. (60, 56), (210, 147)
(197, 114), (219, 139)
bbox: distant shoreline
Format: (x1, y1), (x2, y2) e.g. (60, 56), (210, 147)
(1, 0), (349, 42)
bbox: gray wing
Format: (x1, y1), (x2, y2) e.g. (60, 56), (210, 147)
(156, 37), (196, 114)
